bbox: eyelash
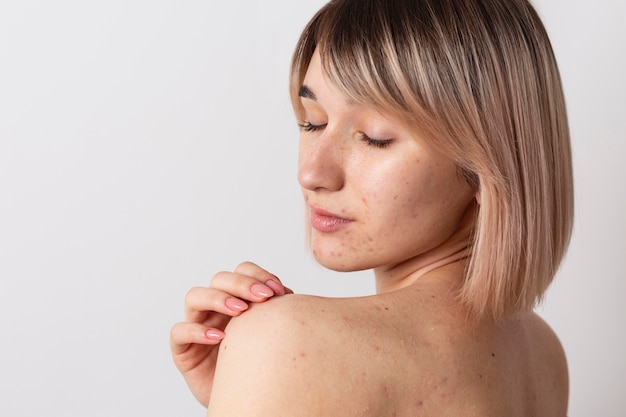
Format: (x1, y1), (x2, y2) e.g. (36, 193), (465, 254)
(299, 121), (394, 149)
(299, 121), (325, 132)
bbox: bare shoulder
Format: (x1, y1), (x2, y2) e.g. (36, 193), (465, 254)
(204, 292), (569, 416)
(523, 312), (569, 412)
(206, 294), (370, 416)
(448, 311), (569, 416)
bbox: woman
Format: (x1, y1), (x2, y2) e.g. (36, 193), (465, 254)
(171, 0), (573, 415)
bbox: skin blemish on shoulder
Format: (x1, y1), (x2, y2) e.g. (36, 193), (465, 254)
(416, 400), (424, 407)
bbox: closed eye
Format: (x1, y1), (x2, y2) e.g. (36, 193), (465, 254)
(298, 121), (326, 132)
(359, 133), (394, 149)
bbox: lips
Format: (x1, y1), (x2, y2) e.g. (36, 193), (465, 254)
(309, 206), (353, 233)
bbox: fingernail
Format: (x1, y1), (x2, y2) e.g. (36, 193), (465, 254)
(250, 283), (274, 298)
(265, 279), (285, 295)
(225, 297), (248, 312)
(205, 330), (224, 340)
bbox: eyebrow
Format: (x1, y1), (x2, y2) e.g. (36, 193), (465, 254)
(298, 85), (316, 100)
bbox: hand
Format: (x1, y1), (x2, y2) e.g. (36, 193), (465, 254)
(170, 261), (292, 407)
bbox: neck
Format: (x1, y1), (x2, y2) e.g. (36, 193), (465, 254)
(374, 202), (476, 294)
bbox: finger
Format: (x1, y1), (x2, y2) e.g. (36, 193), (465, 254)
(210, 270), (278, 301)
(170, 322), (224, 355)
(221, 261), (288, 296)
(184, 287), (249, 322)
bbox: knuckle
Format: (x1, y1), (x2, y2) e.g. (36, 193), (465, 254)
(210, 271), (229, 286)
(184, 287), (202, 305)
(235, 261), (255, 272)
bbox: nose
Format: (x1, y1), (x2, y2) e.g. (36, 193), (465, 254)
(297, 130), (345, 192)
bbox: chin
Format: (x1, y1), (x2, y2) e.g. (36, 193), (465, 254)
(311, 247), (373, 273)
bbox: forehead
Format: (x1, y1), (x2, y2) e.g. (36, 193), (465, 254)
(300, 50), (365, 110)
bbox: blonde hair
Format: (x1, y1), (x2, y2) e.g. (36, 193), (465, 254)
(290, 0), (574, 319)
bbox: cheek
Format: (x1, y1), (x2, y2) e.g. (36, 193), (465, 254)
(376, 159), (471, 230)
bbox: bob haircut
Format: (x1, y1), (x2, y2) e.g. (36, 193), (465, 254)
(290, 0), (574, 319)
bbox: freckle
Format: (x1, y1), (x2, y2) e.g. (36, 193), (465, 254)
(491, 353), (495, 357)
(416, 400), (424, 407)
(292, 356), (297, 362)
(373, 345), (381, 353)
(479, 374), (483, 379)
(384, 306), (389, 310)
(393, 195), (398, 200)
(300, 352), (307, 358)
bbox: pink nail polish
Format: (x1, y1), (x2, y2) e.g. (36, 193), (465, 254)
(250, 283), (274, 298)
(205, 330), (224, 340)
(225, 297), (248, 312)
(265, 279), (285, 295)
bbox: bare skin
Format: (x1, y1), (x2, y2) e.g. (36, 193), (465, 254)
(205, 265), (568, 416)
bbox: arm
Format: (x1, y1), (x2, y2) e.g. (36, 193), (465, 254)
(170, 262), (290, 407)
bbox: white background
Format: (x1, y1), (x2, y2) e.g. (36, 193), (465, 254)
(0, 1), (624, 415)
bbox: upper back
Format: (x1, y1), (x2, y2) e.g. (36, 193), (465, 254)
(207, 291), (568, 417)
